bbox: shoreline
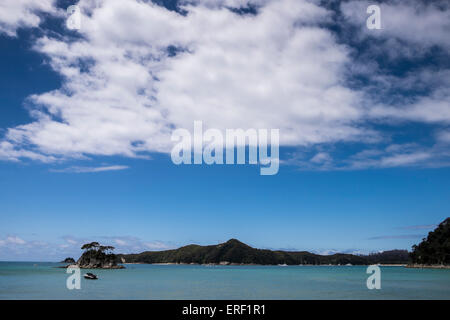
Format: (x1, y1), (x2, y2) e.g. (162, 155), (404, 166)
(405, 264), (450, 269)
(24, 262), (450, 269)
(128, 262), (410, 267)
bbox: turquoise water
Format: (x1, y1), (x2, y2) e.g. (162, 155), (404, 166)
(0, 262), (449, 299)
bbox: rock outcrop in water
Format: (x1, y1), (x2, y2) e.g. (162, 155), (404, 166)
(76, 242), (125, 269)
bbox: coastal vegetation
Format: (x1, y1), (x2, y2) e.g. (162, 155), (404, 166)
(76, 242), (124, 269)
(410, 218), (450, 266)
(118, 239), (410, 265)
(70, 217), (450, 267)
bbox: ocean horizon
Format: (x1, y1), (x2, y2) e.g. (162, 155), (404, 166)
(1, 262), (449, 300)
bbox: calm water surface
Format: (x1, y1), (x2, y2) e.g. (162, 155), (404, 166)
(0, 262), (449, 299)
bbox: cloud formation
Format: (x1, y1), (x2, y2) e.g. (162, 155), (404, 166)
(0, 236), (26, 246)
(0, 234), (174, 261)
(341, 0), (450, 53)
(4, 0), (370, 158)
(0, 0), (449, 170)
(0, 0), (57, 36)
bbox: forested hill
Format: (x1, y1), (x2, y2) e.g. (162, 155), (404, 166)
(410, 217), (450, 265)
(118, 239), (410, 265)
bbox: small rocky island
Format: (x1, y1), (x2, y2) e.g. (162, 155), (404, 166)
(61, 257), (75, 264)
(71, 242), (125, 269)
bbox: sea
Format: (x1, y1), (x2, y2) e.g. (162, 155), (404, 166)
(0, 262), (449, 299)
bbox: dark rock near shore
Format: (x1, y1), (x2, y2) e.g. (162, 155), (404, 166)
(61, 257), (75, 264)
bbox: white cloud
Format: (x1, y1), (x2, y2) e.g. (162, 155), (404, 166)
(0, 141), (57, 162)
(184, 0), (268, 8)
(283, 141), (450, 170)
(155, 2), (369, 146)
(66, 238), (77, 245)
(92, 236), (175, 253)
(0, 0), (57, 36)
(379, 152), (431, 167)
(0, 0), (449, 170)
(143, 241), (172, 250)
(115, 239), (127, 246)
(341, 0), (450, 54)
(310, 152), (332, 164)
(0, 0), (374, 163)
(437, 130), (450, 143)
(369, 87), (450, 124)
(51, 165), (129, 173)
(313, 248), (371, 256)
(341, 1), (450, 125)
(0, 234), (175, 260)
(400, 224), (437, 230)
(8, 236), (26, 244)
(0, 236), (27, 245)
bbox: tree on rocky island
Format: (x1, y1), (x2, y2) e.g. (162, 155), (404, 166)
(77, 242), (124, 269)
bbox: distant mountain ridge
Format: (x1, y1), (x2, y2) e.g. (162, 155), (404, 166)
(118, 239), (410, 265)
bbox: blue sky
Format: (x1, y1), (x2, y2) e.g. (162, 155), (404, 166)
(0, 0), (449, 261)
